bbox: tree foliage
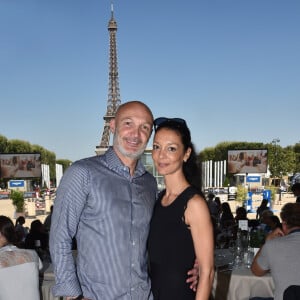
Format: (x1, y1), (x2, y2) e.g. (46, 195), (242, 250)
(10, 189), (25, 212)
(56, 159), (72, 172)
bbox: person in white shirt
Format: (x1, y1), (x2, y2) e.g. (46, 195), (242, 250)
(0, 215), (42, 300)
(251, 203), (300, 300)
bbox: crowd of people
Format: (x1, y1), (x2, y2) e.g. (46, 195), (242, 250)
(1, 100), (300, 300)
(0, 215), (43, 300)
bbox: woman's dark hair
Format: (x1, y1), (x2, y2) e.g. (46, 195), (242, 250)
(15, 216), (25, 226)
(280, 203), (300, 228)
(270, 215), (282, 229)
(235, 206), (247, 220)
(154, 118), (202, 190)
(221, 202), (233, 215)
(0, 215), (16, 244)
(30, 219), (43, 233)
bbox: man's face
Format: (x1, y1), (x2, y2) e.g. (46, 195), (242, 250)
(110, 102), (153, 162)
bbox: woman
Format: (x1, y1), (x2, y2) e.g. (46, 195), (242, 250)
(0, 215), (42, 300)
(256, 198), (269, 220)
(219, 202), (235, 230)
(148, 117), (214, 300)
(15, 215), (28, 247)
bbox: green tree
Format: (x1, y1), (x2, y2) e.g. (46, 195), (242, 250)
(293, 142), (300, 173)
(56, 159), (72, 172)
(267, 143), (295, 178)
(10, 189), (25, 212)
(6, 139), (32, 153)
(0, 135), (8, 153)
(236, 185), (248, 204)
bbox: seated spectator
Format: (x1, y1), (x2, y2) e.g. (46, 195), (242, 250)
(25, 219), (49, 260)
(214, 196), (222, 221)
(43, 205), (53, 233)
(219, 202), (235, 230)
(269, 215), (282, 231)
(0, 215), (42, 300)
(251, 203), (300, 300)
(260, 210), (274, 234)
(235, 206), (249, 223)
(207, 193), (219, 220)
(291, 183), (300, 203)
(15, 216), (28, 248)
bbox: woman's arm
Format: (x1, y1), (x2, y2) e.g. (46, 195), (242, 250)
(186, 195), (215, 300)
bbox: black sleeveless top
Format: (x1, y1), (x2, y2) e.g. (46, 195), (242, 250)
(148, 186), (200, 300)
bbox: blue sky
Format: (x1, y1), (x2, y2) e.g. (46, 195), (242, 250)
(1, 0), (299, 162)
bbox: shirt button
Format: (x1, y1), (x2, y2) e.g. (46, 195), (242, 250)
(132, 241), (136, 246)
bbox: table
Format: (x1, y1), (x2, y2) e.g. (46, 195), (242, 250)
(212, 249), (274, 300)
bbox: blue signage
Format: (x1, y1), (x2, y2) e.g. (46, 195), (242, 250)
(246, 176), (260, 183)
(9, 180), (25, 188)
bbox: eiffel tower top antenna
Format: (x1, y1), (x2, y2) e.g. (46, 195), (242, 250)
(95, 1), (121, 155)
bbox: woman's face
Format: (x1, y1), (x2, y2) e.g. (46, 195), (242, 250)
(152, 127), (190, 176)
(0, 232), (8, 248)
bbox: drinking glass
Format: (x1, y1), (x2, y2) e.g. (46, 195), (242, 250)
(244, 248), (254, 269)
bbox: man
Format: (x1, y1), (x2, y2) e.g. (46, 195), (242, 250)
(251, 202), (300, 300)
(50, 101), (196, 300)
(43, 205), (53, 233)
(207, 193), (219, 219)
(291, 182), (300, 203)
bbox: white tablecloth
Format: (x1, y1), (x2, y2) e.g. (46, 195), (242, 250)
(212, 248), (274, 300)
(212, 265), (274, 300)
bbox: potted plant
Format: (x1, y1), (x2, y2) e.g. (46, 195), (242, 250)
(10, 190), (25, 214)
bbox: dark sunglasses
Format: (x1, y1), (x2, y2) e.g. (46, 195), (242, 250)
(153, 117), (187, 131)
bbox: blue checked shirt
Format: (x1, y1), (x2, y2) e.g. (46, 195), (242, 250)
(50, 147), (157, 300)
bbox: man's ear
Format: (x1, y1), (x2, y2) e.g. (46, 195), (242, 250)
(110, 119), (116, 133)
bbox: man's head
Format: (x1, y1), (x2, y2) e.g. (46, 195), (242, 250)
(110, 100), (153, 163)
(280, 202), (300, 234)
(260, 209), (273, 224)
(207, 193), (215, 201)
(291, 183), (300, 197)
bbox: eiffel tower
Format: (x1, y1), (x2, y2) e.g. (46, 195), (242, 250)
(95, 3), (121, 156)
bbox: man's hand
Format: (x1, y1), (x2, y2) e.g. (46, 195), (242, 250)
(186, 259), (199, 291)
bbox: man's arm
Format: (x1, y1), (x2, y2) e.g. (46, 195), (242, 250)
(251, 227), (284, 276)
(50, 163), (89, 297)
(251, 247), (269, 276)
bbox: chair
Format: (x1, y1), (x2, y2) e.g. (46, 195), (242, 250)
(283, 285), (300, 300)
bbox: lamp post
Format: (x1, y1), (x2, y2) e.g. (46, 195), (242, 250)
(272, 138), (280, 178)
(272, 138), (280, 204)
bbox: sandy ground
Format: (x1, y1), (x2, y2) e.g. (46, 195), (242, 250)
(227, 192), (296, 219)
(0, 198), (54, 228)
(0, 193), (297, 228)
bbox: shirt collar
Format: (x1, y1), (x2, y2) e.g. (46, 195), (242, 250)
(288, 228), (300, 235)
(104, 147), (146, 178)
